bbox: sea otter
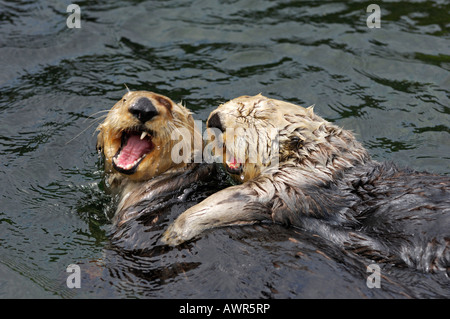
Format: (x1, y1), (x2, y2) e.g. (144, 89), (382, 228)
(96, 90), (216, 249)
(163, 94), (450, 273)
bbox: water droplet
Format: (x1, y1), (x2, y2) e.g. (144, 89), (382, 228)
(240, 174), (245, 180)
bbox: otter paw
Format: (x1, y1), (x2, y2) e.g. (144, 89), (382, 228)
(161, 222), (196, 246)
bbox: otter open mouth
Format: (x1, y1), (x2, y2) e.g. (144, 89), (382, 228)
(225, 155), (243, 175)
(112, 130), (154, 175)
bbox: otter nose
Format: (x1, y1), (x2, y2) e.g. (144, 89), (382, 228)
(129, 97), (158, 123)
(207, 112), (224, 133)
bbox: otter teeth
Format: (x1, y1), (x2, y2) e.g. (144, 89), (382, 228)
(113, 154), (146, 170)
(140, 131), (148, 140)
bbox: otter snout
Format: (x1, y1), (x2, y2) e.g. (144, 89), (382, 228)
(129, 97), (158, 123)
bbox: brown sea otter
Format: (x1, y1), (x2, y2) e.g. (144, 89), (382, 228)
(96, 90), (217, 249)
(163, 94), (450, 273)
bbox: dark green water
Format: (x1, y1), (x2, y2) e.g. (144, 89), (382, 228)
(0, 0), (448, 298)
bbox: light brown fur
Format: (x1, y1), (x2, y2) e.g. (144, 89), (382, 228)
(97, 91), (205, 227)
(162, 94), (371, 245)
(162, 95), (450, 275)
(206, 94), (368, 183)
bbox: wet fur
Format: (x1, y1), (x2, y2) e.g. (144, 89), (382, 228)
(163, 94), (450, 273)
(97, 91), (212, 244)
(97, 90), (202, 187)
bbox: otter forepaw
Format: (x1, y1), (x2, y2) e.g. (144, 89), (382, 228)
(161, 225), (188, 246)
(161, 218), (201, 246)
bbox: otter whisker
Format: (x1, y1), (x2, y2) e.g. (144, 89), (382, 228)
(85, 109), (110, 117)
(86, 114), (108, 125)
(82, 111), (111, 124)
(66, 116), (107, 145)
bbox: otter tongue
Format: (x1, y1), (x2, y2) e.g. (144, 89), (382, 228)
(227, 156), (240, 170)
(226, 155), (244, 171)
(116, 134), (152, 168)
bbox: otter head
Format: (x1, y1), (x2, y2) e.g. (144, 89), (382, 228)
(206, 94), (369, 183)
(97, 91), (200, 188)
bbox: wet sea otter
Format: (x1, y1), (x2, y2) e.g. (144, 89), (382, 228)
(163, 94), (450, 273)
(96, 90), (217, 249)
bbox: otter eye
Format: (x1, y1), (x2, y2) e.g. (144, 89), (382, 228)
(123, 98), (127, 103)
(155, 96), (172, 111)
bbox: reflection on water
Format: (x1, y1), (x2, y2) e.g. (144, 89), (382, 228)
(0, 0), (448, 298)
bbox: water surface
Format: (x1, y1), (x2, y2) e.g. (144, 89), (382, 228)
(0, 0), (449, 298)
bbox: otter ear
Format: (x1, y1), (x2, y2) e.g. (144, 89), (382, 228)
(279, 133), (305, 162)
(289, 136), (304, 149)
(306, 104), (315, 116)
(283, 135), (304, 155)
